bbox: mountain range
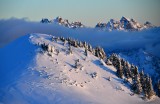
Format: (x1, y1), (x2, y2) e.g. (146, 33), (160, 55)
(41, 16), (155, 31)
(96, 16), (155, 31)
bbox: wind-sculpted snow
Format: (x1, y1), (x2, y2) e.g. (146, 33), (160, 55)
(0, 18), (160, 58)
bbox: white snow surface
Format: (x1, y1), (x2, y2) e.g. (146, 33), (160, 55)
(0, 33), (159, 104)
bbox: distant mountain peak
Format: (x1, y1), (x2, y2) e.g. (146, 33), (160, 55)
(144, 21), (154, 28)
(120, 16), (130, 23)
(41, 18), (51, 23)
(96, 16), (155, 31)
(41, 16), (85, 29)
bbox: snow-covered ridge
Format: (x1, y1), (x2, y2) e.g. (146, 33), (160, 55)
(0, 34), (159, 104)
(96, 16), (155, 31)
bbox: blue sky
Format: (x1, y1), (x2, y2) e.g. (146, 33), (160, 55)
(0, 0), (160, 26)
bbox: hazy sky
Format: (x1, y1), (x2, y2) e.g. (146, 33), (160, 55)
(0, 0), (160, 26)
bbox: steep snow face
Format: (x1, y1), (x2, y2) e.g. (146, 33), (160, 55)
(0, 34), (159, 104)
(120, 17), (143, 30)
(106, 19), (123, 31)
(0, 35), (37, 87)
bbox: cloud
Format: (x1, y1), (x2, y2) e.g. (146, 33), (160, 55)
(0, 18), (160, 57)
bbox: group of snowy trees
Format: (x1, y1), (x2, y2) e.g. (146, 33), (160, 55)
(109, 53), (155, 99)
(41, 43), (54, 53)
(40, 42), (61, 56)
(40, 36), (159, 99)
(94, 46), (106, 60)
(138, 71), (155, 99)
(56, 36), (106, 60)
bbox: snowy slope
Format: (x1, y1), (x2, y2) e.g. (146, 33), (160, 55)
(0, 34), (159, 104)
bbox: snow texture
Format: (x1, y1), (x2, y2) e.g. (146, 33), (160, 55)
(0, 33), (160, 104)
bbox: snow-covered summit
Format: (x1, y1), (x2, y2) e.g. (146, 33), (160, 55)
(96, 16), (155, 31)
(54, 16), (85, 28)
(0, 34), (159, 104)
(41, 18), (51, 23)
(41, 16), (85, 28)
(144, 21), (155, 28)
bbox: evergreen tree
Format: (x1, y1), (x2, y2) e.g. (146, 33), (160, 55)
(95, 47), (100, 58)
(85, 48), (88, 56)
(142, 75), (155, 99)
(143, 74), (149, 98)
(41, 43), (45, 50)
(146, 77), (155, 99)
(47, 44), (52, 52)
(134, 66), (139, 76)
(114, 58), (119, 68)
(88, 44), (92, 52)
(109, 54), (113, 62)
(157, 80), (160, 97)
(109, 53), (119, 67)
(75, 60), (78, 68)
(51, 46), (54, 53)
(73, 40), (78, 47)
(78, 41), (83, 47)
(100, 48), (105, 58)
(132, 74), (142, 94)
(63, 39), (66, 46)
(116, 58), (123, 79)
(130, 64), (135, 78)
(105, 58), (112, 65)
(139, 70), (144, 77)
(114, 58), (120, 69)
(83, 41), (87, 49)
(69, 45), (72, 54)
(139, 70), (145, 91)
(92, 48), (95, 56)
(121, 59), (125, 68)
(124, 61), (131, 79)
(139, 70), (144, 81)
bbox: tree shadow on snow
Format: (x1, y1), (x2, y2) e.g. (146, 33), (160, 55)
(92, 60), (116, 75)
(65, 62), (75, 69)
